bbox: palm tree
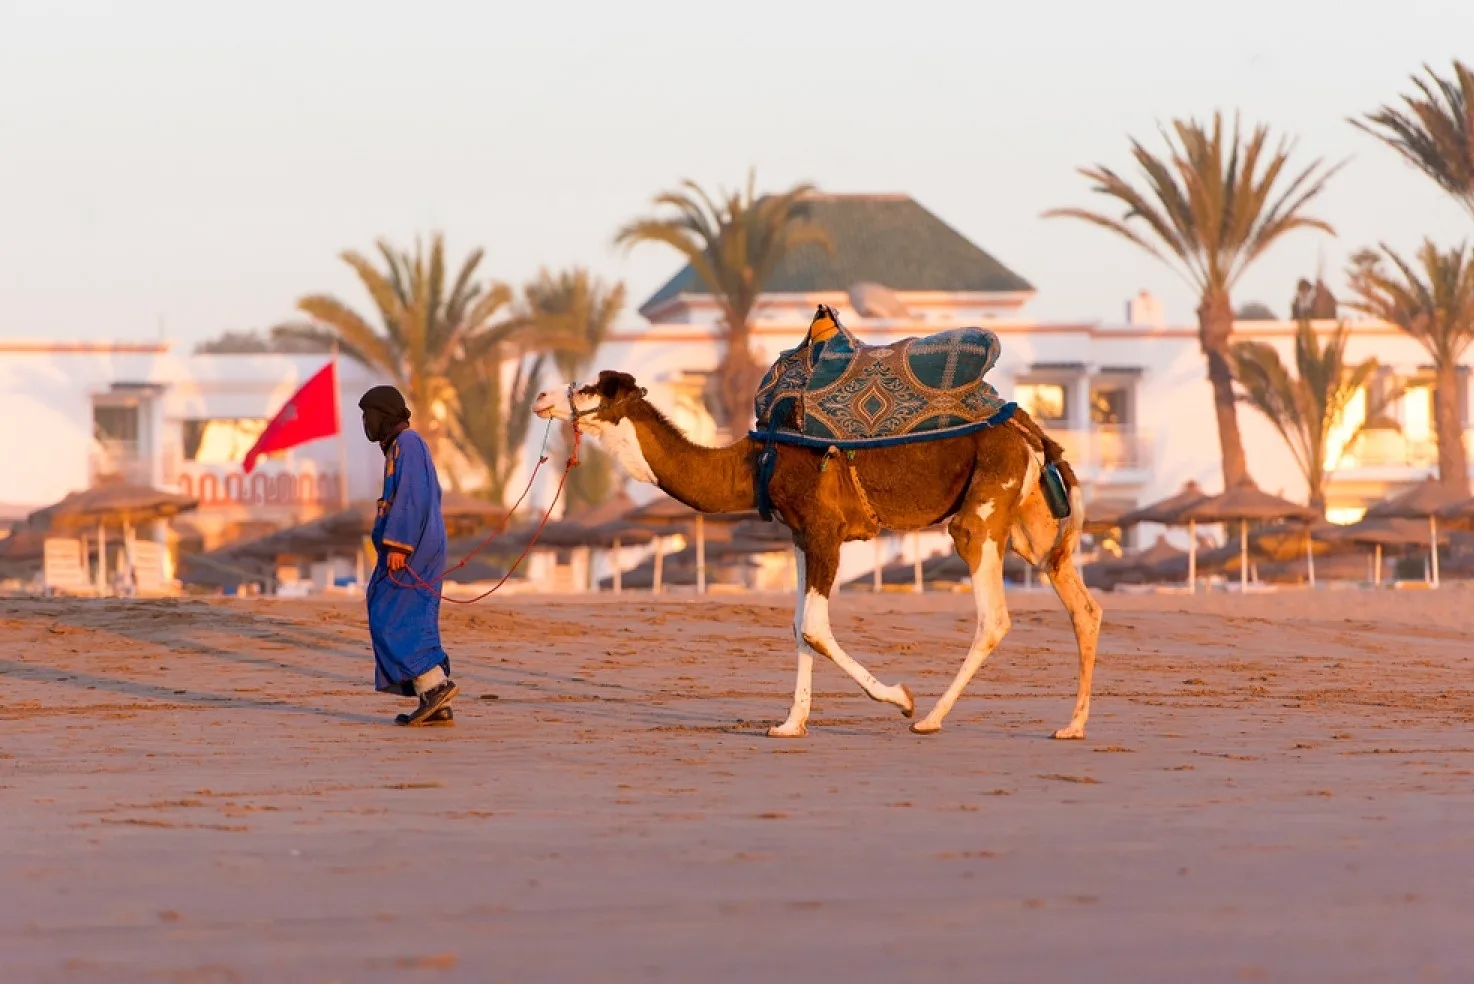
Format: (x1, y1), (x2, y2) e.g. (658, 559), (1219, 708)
(1347, 240), (1474, 496)
(1353, 60), (1474, 220)
(446, 342), (549, 506)
(292, 233), (530, 475)
(1045, 112), (1342, 487)
(1230, 319), (1382, 514)
(524, 268), (628, 511)
(614, 170), (832, 432)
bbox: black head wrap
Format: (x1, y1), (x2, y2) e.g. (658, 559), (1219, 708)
(358, 386), (411, 444)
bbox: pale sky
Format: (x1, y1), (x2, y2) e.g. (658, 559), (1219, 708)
(1, 0), (1471, 344)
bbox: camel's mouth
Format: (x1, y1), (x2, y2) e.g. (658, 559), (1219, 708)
(531, 391), (565, 420)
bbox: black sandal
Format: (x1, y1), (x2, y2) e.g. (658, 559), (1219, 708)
(395, 706), (454, 727)
(399, 679), (459, 727)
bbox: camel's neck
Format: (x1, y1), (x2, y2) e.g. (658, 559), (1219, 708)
(627, 403), (757, 514)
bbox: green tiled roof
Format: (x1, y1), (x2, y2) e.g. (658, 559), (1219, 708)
(637, 194), (1033, 317)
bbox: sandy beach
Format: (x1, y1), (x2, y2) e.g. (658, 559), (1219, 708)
(2, 587), (1473, 983)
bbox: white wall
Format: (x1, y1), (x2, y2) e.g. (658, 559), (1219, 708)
(0, 345), (393, 510)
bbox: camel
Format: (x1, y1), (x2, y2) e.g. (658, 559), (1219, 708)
(530, 329), (1102, 740)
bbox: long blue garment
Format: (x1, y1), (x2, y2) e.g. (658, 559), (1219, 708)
(365, 429), (450, 695)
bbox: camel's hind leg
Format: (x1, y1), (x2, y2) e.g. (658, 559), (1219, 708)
(1040, 533), (1101, 740)
(1013, 483), (1102, 740)
(911, 494), (1011, 735)
(788, 536), (915, 727)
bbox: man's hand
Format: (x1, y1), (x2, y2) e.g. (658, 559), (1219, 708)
(387, 549), (409, 572)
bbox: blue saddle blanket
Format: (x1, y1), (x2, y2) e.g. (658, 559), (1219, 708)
(751, 320), (1014, 449)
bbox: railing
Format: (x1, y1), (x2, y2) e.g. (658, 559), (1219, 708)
(1048, 426), (1152, 475)
(174, 462), (345, 507)
(1338, 429), (1474, 469)
(89, 441), (153, 486)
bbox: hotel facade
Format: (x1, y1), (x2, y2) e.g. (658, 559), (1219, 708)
(4, 194), (1469, 582)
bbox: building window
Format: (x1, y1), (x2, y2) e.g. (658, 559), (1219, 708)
(1326, 385), (1368, 466)
(1401, 381), (1434, 445)
(1015, 382), (1068, 423)
(1090, 385), (1132, 427)
(182, 418), (274, 464)
(94, 404), (139, 449)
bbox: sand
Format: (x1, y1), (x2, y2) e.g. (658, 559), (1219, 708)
(2, 587), (1472, 983)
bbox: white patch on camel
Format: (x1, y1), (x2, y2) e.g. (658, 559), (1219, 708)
(768, 548), (814, 738)
(799, 590), (914, 716)
(583, 417), (657, 485)
(912, 524), (1009, 735)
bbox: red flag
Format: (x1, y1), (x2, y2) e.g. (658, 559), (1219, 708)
(242, 361), (341, 473)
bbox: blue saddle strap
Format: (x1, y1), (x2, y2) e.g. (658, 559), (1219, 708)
(755, 417), (780, 522)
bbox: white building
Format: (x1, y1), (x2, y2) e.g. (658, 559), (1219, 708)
(532, 193), (1472, 568)
(1, 341), (389, 549)
(4, 193), (1469, 585)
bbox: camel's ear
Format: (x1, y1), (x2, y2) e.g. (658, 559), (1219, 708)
(594, 370), (638, 399)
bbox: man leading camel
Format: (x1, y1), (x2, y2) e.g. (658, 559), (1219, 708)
(359, 385), (457, 727)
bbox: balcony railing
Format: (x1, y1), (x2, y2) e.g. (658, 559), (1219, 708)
(173, 460), (345, 507)
(89, 440), (153, 487)
(1338, 429), (1474, 469)
(1048, 425), (1152, 476)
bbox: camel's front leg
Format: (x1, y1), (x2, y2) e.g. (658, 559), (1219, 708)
(795, 541), (914, 721)
(769, 548), (816, 738)
(912, 524), (1009, 735)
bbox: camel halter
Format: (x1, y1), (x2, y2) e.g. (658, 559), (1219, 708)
(564, 381), (647, 430)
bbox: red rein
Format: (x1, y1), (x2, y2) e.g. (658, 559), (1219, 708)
(386, 423), (582, 604)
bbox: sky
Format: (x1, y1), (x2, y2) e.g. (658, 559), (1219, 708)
(1, 0), (1471, 345)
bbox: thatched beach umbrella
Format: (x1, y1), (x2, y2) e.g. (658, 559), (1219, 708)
(624, 496), (754, 595)
(1365, 479), (1466, 587)
(1118, 481), (1213, 590)
(44, 482), (199, 594)
(1319, 515), (1452, 586)
(1179, 480), (1316, 592)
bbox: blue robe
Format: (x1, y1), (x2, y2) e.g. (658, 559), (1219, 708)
(366, 429), (450, 695)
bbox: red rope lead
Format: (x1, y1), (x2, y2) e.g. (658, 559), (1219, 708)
(386, 425), (582, 604)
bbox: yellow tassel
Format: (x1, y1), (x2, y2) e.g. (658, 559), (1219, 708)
(808, 304), (839, 342)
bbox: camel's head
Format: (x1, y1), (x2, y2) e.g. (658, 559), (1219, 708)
(533, 370), (647, 426)
(531, 370), (657, 484)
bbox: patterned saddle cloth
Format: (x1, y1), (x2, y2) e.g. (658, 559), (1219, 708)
(751, 305), (1015, 449)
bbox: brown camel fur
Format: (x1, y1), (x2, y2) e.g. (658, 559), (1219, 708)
(532, 370), (1102, 739)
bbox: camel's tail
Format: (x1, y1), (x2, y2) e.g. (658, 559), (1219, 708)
(1008, 407), (1085, 537)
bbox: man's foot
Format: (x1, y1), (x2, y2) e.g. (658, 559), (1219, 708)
(395, 706), (454, 727)
(399, 679), (459, 727)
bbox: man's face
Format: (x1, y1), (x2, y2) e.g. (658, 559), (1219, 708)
(362, 409), (380, 443)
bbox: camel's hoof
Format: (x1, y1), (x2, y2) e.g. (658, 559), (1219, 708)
(909, 720), (941, 736)
(898, 684), (916, 718)
(1052, 726), (1086, 740)
(767, 724), (808, 739)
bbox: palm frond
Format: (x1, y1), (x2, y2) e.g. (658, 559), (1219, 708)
(1353, 60), (1474, 218)
(1047, 111), (1338, 295)
(294, 295), (399, 379)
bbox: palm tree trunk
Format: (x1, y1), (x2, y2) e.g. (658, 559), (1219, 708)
(1198, 291), (1249, 487)
(714, 320), (762, 436)
(1433, 364), (1471, 496)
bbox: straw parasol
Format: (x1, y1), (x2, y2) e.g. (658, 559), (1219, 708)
(1118, 480), (1211, 527)
(1179, 479), (1316, 592)
(1318, 515), (1452, 586)
(1082, 498), (1136, 537)
(1364, 478), (1467, 587)
(623, 495), (755, 595)
(1118, 480), (1214, 590)
(40, 482), (200, 594)
(44, 482), (198, 529)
